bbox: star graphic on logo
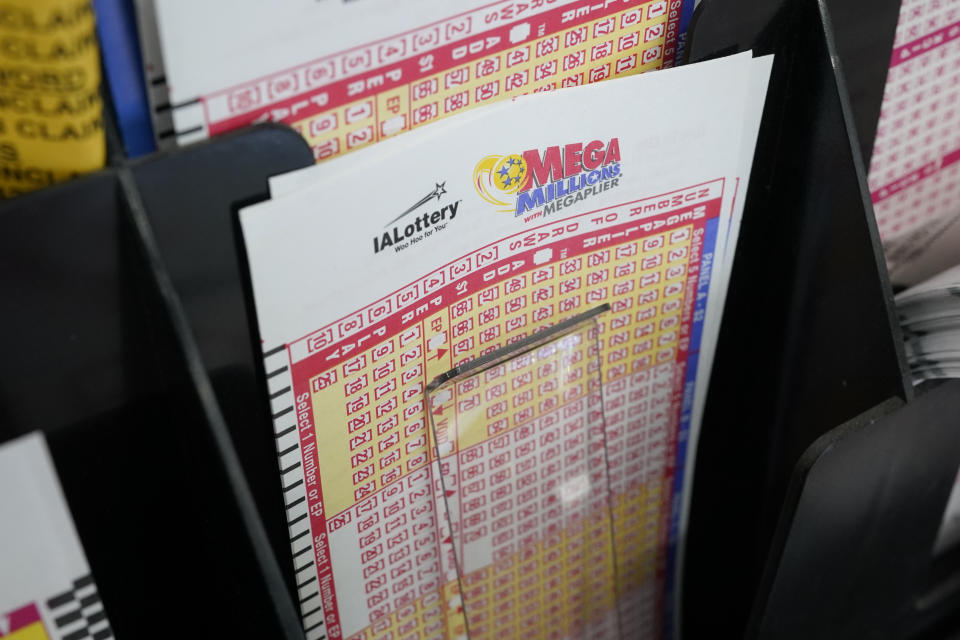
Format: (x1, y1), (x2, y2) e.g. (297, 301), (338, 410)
(384, 181), (449, 227)
(498, 165), (510, 178)
(502, 175), (513, 186)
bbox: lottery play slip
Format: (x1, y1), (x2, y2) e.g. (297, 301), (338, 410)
(0, 433), (113, 640)
(868, 0), (960, 285)
(242, 52), (771, 640)
(152, 0), (695, 154)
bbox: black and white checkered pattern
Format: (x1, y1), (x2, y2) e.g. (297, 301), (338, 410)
(263, 343), (327, 640)
(46, 574), (113, 640)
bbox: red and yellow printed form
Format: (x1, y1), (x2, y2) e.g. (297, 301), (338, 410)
(242, 54), (771, 640)
(0, 434), (114, 640)
(155, 0), (692, 156)
(868, 0), (960, 283)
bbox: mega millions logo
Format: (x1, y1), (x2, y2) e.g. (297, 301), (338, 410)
(474, 138), (622, 219)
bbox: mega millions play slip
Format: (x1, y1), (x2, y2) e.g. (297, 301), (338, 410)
(151, 0), (695, 153)
(241, 52), (771, 640)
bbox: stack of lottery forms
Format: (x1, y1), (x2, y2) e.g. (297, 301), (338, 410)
(151, 0), (695, 156)
(896, 263), (960, 384)
(896, 264), (960, 577)
(241, 52), (772, 640)
(0, 433), (114, 640)
(867, 0), (960, 286)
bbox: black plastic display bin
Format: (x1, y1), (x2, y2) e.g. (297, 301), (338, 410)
(684, 0), (960, 638)
(0, 127), (313, 639)
(1, 1), (959, 638)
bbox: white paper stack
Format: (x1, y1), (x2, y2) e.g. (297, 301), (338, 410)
(0, 433), (113, 640)
(896, 263), (960, 384)
(133, 0), (176, 151)
(897, 264), (960, 560)
(868, 0), (960, 286)
(240, 52), (771, 640)
(146, 0), (693, 157)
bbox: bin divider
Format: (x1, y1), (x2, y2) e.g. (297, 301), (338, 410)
(117, 166), (306, 640)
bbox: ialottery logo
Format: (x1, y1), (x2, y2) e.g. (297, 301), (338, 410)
(373, 182), (460, 254)
(474, 138), (621, 219)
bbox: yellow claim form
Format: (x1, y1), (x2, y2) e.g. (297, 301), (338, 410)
(0, 0), (104, 197)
